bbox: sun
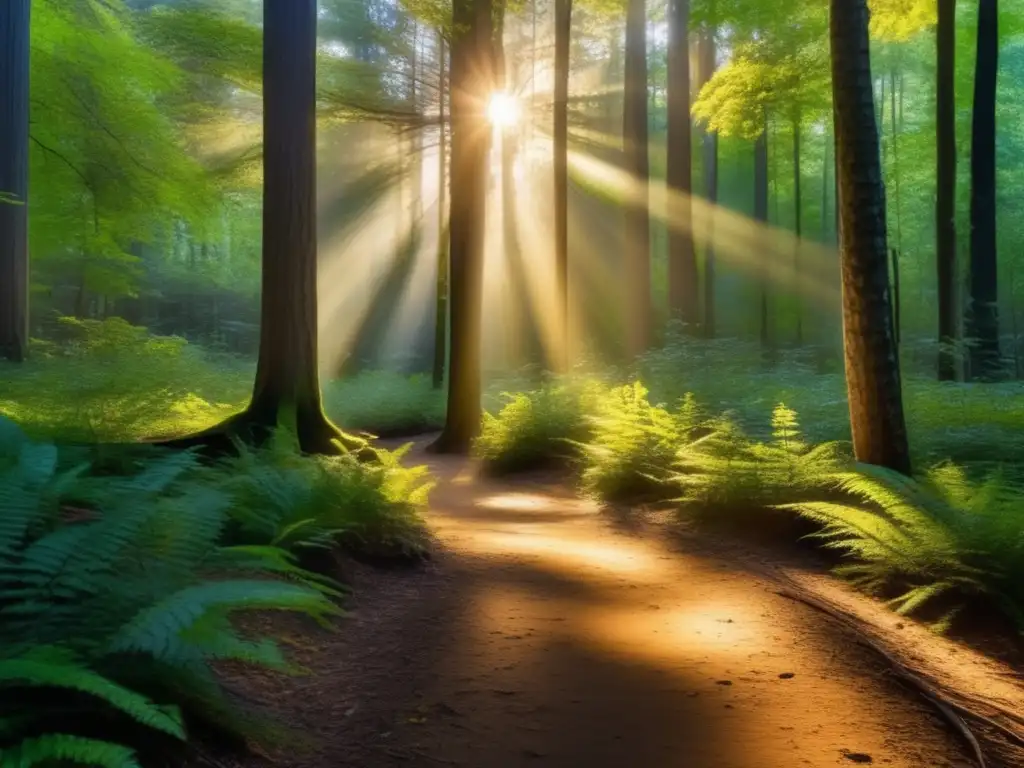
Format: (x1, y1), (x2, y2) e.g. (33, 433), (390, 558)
(487, 91), (520, 128)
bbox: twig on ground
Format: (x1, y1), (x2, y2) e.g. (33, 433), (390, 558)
(774, 583), (1024, 768)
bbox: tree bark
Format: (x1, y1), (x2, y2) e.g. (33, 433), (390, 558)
(666, 0), (697, 327)
(429, 0), (494, 453)
(830, 0), (911, 475)
(792, 109), (803, 346)
(553, 0), (572, 371)
(968, 0), (1000, 380)
(432, 32), (449, 389)
(936, 0), (958, 381)
(754, 117), (770, 354)
(0, 0), (30, 362)
(697, 22), (718, 338)
(623, 0), (651, 359)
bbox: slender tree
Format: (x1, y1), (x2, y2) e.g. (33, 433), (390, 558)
(0, 0), (31, 363)
(553, 0), (572, 371)
(936, 0), (957, 380)
(968, 0), (1000, 380)
(830, 0), (911, 474)
(623, 0), (651, 358)
(432, 32), (449, 389)
(666, 0), (697, 326)
(792, 106), (803, 346)
(754, 117), (770, 354)
(697, 20), (718, 338)
(429, 0), (494, 453)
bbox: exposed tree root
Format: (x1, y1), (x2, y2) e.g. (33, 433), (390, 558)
(773, 580), (1024, 768)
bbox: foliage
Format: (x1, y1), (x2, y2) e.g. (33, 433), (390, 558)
(474, 379), (604, 474)
(212, 431), (433, 560)
(579, 384), (707, 502)
(0, 416), (341, 766)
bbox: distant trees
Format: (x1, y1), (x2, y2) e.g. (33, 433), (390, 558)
(830, 0), (911, 474)
(0, 0), (31, 363)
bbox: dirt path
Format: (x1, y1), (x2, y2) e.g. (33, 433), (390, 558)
(221, 449), (977, 768)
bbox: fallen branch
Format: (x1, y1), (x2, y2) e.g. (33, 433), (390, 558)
(774, 582), (1024, 768)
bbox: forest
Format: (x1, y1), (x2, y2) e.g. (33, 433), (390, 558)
(2, 0), (1024, 766)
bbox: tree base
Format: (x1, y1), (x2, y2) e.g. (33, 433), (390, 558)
(156, 404), (374, 461)
(424, 430), (474, 455)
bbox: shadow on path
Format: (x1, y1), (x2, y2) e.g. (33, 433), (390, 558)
(215, 449), (973, 768)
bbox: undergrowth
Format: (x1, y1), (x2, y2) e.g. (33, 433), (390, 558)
(0, 416), (342, 767)
(476, 371), (1024, 636)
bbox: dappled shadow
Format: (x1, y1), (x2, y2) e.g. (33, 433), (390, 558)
(203, 450), (975, 768)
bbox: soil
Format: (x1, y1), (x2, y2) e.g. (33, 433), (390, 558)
(197, 443), (1024, 768)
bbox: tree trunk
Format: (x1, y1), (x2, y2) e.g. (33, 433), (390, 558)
(244, 0), (342, 453)
(0, 0), (30, 362)
(792, 110), (802, 346)
(698, 22), (718, 338)
(553, 0), (572, 371)
(830, 0), (911, 475)
(754, 117), (770, 353)
(432, 33), (449, 390)
(666, 0), (697, 327)
(623, 0), (651, 359)
(429, 0), (494, 453)
(936, 0), (957, 381)
(968, 0), (1000, 380)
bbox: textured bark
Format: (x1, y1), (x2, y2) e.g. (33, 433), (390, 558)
(665, 0), (697, 326)
(968, 0), (1000, 380)
(830, 0), (911, 475)
(553, 0), (572, 371)
(792, 111), (803, 346)
(622, 0), (650, 359)
(936, 0), (958, 381)
(0, 0), (30, 362)
(429, 0), (493, 453)
(432, 33), (449, 389)
(754, 121), (770, 353)
(697, 24), (718, 338)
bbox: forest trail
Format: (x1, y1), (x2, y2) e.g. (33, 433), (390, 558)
(226, 446), (977, 768)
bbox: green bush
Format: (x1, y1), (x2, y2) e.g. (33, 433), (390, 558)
(0, 417), (340, 766)
(321, 371), (445, 437)
(474, 379), (602, 474)
(579, 384), (707, 502)
(213, 431), (433, 561)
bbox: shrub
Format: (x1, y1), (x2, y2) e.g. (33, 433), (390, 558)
(783, 462), (1024, 631)
(579, 384), (708, 503)
(474, 379), (602, 474)
(321, 371), (445, 437)
(214, 431), (433, 561)
(0, 417), (340, 766)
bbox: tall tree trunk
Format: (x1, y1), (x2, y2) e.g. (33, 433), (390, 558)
(936, 0), (957, 381)
(410, 23), (423, 223)
(245, 0), (341, 453)
(792, 109), (803, 346)
(666, 0), (697, 326)
(754, 117), (770, 353)
(623, 0), (651, 358)
(432, 32), (449, 389)
(553, 0), (572, 371)
(696, 27), (720, 339)
(697, 21), (718, 338)
(430, 0), (494, 453)
(968, 0), (1000, 380)
(0, 0), (30, 362)
(830, 0), (911, 475)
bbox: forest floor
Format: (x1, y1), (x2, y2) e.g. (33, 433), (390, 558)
(203, 440), (1024, 768)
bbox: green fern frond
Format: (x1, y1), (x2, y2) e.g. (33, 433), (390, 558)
(1, 734), (142, 768)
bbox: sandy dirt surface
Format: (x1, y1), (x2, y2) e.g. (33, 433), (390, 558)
(209, 449), (982, 768)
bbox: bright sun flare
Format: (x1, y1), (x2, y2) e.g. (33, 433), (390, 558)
(487, 91), (519, 128)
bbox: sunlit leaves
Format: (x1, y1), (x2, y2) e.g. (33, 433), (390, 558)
(868, 0), (937, 42)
